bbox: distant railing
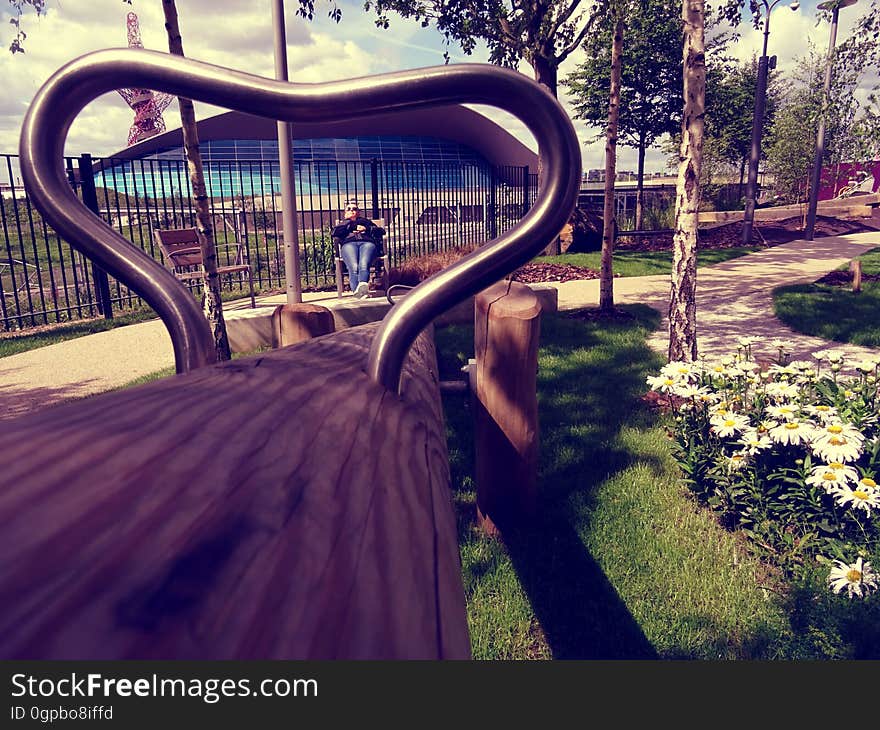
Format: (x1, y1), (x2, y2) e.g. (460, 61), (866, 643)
(1, 153), (537, 331)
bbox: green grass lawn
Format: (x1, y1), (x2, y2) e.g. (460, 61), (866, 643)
(437, 308), (875, 659)
(774, 247), (880, 347)
(537, 246), (759, 278)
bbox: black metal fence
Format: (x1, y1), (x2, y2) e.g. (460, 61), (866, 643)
(1, 153), (538, 331)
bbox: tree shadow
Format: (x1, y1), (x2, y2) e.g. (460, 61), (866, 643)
(439, 305), (664, 658)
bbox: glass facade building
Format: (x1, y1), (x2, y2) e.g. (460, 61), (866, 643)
(100, 135), (493, 199)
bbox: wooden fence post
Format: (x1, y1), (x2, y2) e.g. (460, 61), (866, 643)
(851, 259), (862, 294)
(273, 303), (335, 347)
(473, 280), (541, 535)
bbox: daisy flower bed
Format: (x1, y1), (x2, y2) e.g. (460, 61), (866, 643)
(648, 337), (880, 602)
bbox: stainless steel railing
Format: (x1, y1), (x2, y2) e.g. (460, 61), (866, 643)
(20, 49), (580, 391)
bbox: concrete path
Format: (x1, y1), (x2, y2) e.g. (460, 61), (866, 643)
(2, 231), (879, 422)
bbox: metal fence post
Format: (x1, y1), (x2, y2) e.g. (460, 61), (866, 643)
(521, 165), (529, 218)
(488, 166), (497, 240)
(370, 158), (380, 219)
(77, 154), (113, 320)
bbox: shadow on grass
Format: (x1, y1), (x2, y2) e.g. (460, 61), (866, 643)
(774, 282), (880, 347)
(438, 305), (664, 659)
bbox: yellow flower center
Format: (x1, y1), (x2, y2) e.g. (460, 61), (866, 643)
(830, 462), (844, 470)
(828, 425), (843, 434)
(724, 420), (736, 427)
(847, 569), (862, 583)
(829, 437), (844, 446)
(854, 490), (869, 500)
(664, 379), (674, 386)
(823, 473), (837, 481)
(713, 366), (724, 373)
(785, 423), (799, 430)
(816, 406), (830, 412)
(861, 478), (876, 488)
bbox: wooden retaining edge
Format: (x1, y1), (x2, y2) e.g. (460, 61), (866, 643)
(0, 324), (470, 659)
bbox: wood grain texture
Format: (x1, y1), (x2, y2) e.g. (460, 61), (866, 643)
(474, 281), (541, 534)
(272, 304), (336, 347)
(0, 324), (470, 659)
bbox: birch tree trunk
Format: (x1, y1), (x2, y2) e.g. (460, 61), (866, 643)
(667, 0), (705, 362)
(635, 140), (646, 230)
(162, 0), (231, 362)
(599, 16), (625, 312)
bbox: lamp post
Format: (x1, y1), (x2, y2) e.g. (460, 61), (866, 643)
(804, 0), (858, 241)
(742, 1), (801, 244)
(271, 0), (302, 303)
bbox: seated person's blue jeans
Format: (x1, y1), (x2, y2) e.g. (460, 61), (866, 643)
(341, 240), (377, 293)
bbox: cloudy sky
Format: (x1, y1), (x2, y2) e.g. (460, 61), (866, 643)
(0, 0), (870, 183)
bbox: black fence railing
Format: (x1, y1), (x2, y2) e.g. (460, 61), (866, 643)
(1, 153), (538, 331)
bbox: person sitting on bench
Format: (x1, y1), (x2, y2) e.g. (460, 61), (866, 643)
(332, 202), (383, 299)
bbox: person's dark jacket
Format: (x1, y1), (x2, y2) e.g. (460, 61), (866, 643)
(332, 216), (384, 245)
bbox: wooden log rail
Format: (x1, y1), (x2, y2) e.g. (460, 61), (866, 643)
(0, 325), (470, 659)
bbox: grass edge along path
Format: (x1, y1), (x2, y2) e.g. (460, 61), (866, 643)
(438, 307), (809, 660)
(773, 247), (880, 348)
(536, 246), (759, 278)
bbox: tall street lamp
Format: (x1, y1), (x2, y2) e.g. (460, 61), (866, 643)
(804, 0), (858, 240)
(742, 1), (801, 244)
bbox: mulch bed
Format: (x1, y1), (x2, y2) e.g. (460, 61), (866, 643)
(512, 262), (606, 284)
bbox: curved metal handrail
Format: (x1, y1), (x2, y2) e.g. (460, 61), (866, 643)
(20, 48), (581, 389)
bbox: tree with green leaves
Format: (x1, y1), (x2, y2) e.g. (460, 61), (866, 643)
(5, 0), (44, 53)
(305, 0), (596, 99)
(703, 57), (778, 198)
(565, 0), (683, 231)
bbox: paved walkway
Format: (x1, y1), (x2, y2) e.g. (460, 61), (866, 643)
(2, 231), (879, 422)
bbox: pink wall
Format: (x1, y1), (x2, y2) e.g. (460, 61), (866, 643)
(817, 160), (880, 200)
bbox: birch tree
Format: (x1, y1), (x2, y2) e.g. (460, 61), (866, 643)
(161, 0), (231, 362)
(667, 0), (706, 362)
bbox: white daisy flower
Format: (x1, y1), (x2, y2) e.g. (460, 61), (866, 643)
(738, 429), (773, 455)
(726, 451), (749, 472)
(833, 478), (880, 516)
(768, 337), (794, 353)
(710, 412), (751, 438)
(705, 361), (732, 378)
(808, 462), (860, 491)
(755, 418), (779, 435)
(765, 403), (800, 421)
(661, 360), (700, 381)
(646, 374), (678, 393)
(769, 419), (815, 447)
(671, 383), (709, 400)
(853, 360), (878, 374)
(814, 422), (864, 444)
(813, 349), (845, 364)
(737, 335), (764, 348)
(807, 465), (856, 494)
(828, 558), (878, 599)
(768, 363), (798, 378)
(812, 424), (864, 463)
(789, 360), (817, 373)
(804, 404), (839, 422)
(764, 382), (800, 401)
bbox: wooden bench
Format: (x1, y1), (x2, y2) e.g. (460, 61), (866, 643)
(0, 324), (470, 659)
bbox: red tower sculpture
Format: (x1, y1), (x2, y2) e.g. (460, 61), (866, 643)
(116, 12), (174, 147)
